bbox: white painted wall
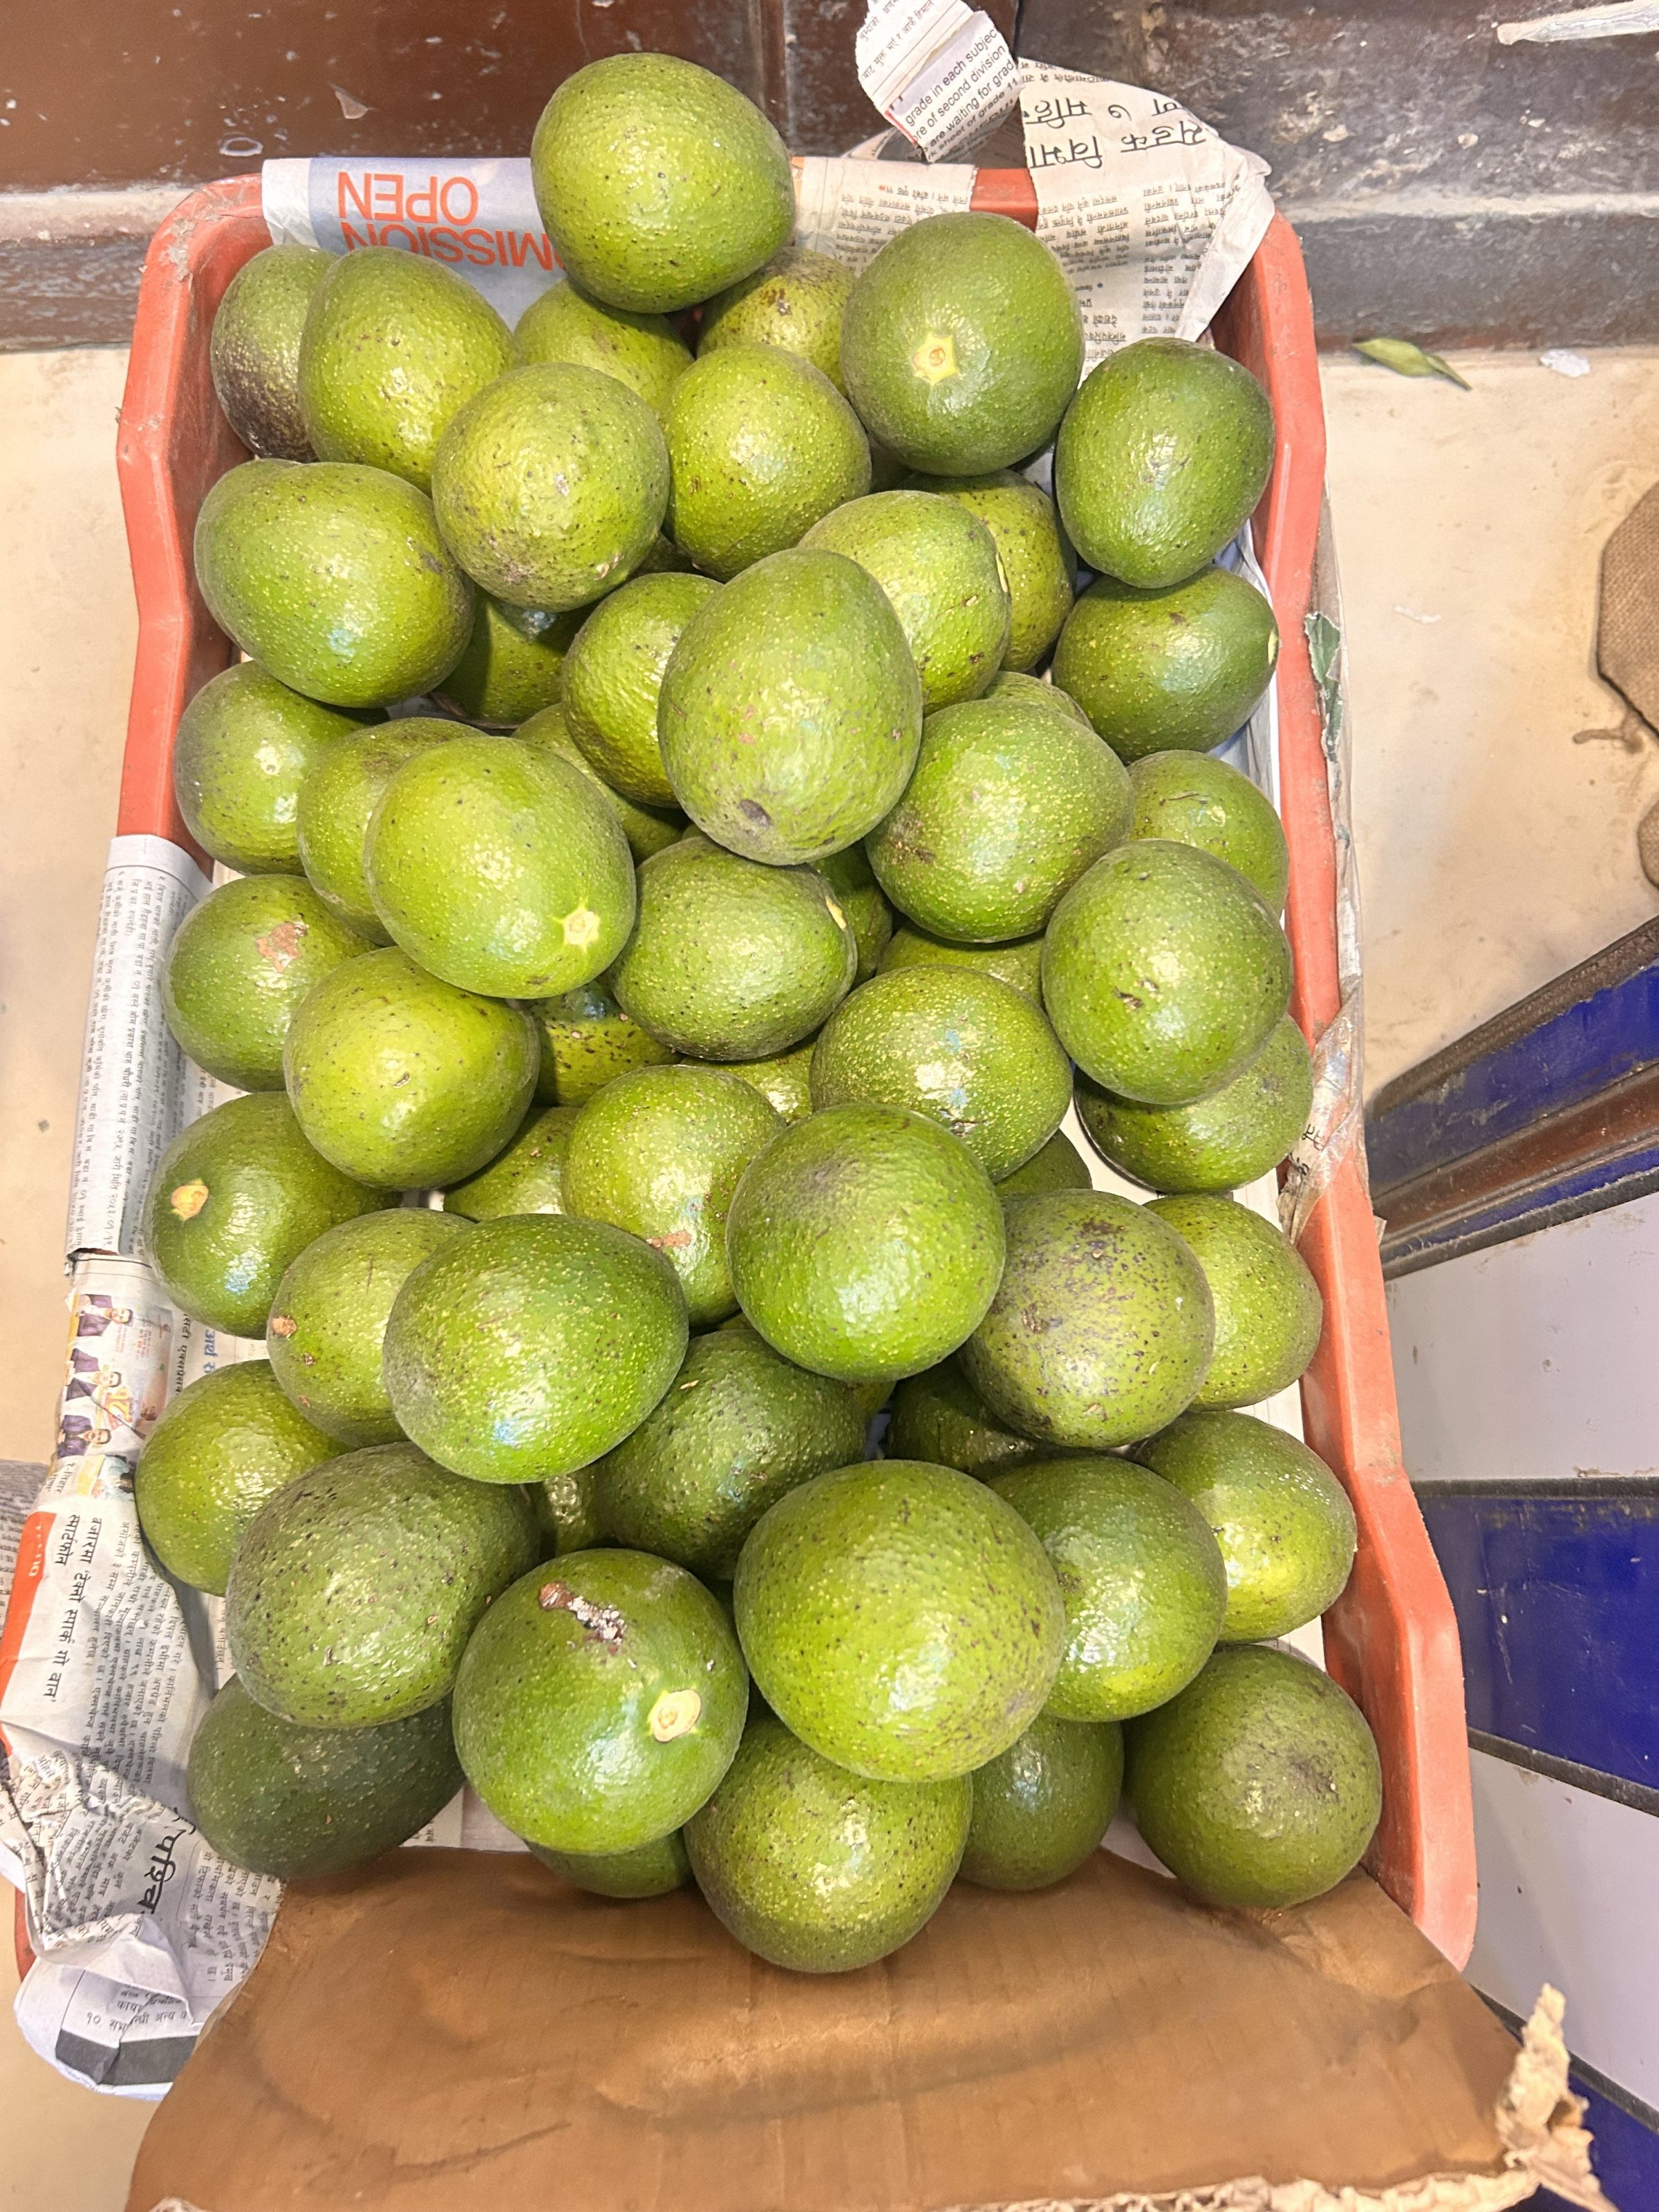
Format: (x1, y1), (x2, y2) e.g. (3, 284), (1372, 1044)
(1386, 1195), (1659, 1483)
(1468, 1748), (1659, 2107)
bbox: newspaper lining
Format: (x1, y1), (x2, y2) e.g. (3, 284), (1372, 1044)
(6, 66), (1308, 2096)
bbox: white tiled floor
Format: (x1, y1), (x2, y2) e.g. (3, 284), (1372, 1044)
(3, 337), (1658, 2205)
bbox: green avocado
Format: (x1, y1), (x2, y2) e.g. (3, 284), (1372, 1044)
(296, 718), (456, 941)
(802, 491), (1010, 711)
(516, 704), (687, 861)
(924, 471), (1074, 671)
(135, 1359), (342, 1595)
(209, 243), (331, 460)
(529, 1830), (692, 1899)
(452, 1549), (748, 1851)
(1075, 1015), (1313, 1194)
(686, 1710), (971, 1973)
(1042, 841), (1291, 1105)
(527, 978), (677, 1105)
(514, 280), (692, 422)
(1133, 1409), (1356, 1642)
(194, 460), (472, 709)
(1147, 1194), (1324, 1408)
(959, 1714), (1123, 1891)
(1124, 1643), (1382, 1909)
(188, 1676), (462, 1879)
(364, 734), (635, 998)
(432, 597), (581, 727)
(431, 363), (668, 611)
(1055, 337), (1275, 590)
(145, 1093), (390, 1338)
(265, 1206), (470, 1444)
(960, 1190), (1213, 1450)
(297, 246), (514, 491)
(701, 247), (856, 391)
(841, 214), (1083, 475)
(814, 844), (894, 982)
(666, 344), (871, 581)
(382, 1212), (688, 1482)
(809, 966), (1071, 1181)
(609, 835), (856, 1060)
(162, 874), (368, 1091)
(1127, 749), (1289, 910)
(563, 1063), (783, 1324)
(283, 947), (539, 1190)
(727, 1103), (1005, 1385)
(530, 54), (794, 315)
(561, 572), (720, 805)
(718, 1038), (816, 1123)
(990, 1458), (1227, 1722)
(866, 695), (1130, 944)
(879, 924), (1044, 1003)
(984, 669), (1089, 722)
(174, 664), (372, 876)
(734, 1458), (1063, 1781)
(995, 1128), (1093, 1199)
(885, 1354), (1043, 1479)
(443, 1105), (577, 1220)
(225, 1442), (539, 1727)
(529, 1463), (603, 1558)
(1053, 568), (1280, 760)
(593, 1326), (865, 1580)
(658, 549), (922, 865)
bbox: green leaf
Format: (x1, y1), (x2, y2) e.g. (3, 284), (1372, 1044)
(1353, 337), (1472, 390)
(1304, 612), (1344, 746)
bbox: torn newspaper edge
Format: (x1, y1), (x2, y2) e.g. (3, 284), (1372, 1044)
(265, 65), (1273, 364)
(854, 0), (1020, 163)
(1280, 497), (1366, 1246)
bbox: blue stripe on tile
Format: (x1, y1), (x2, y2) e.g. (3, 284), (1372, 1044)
(1537, 2072), (1659, 2212)
(1414, 1488), (1659, 1795)
(1367, 954), (1659, 1194)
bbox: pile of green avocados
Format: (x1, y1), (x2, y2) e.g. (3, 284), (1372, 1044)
(142, 50), (1380, 1974)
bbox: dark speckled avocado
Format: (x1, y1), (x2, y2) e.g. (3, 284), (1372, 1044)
(528, 980), (677, 1105)
(990, 1457), (1226, 1721)
(444, 1105), (578, 1221)
(959, 1189), (1213, 1450)
(282, 947), (540, 1190)
(1126, 749), (1289, 910)
(144, 1092), (390, 1338)
(733, 1458), (1064, 1781)
(530, 1828), (692, 1898)
(382, 1213), (688, 1483)
(562, 1062), (783, 1324)
(1125, 1644), (1381, 1909)
(592, 1326), (865, 1579)
(1147, 1194), (1323, 1408)
(188, 1676), (462, 1878)
(452, 1548), (748, 1852)
(209, 243), (331, 460)
(1133, 1409), (1356, 1643)
(225, 1441), (539, 1727)
(1052, 567), (1279, 761)
(685, 1709), (971, 1971)
(135, 1360), (343, 1596)
(1041, 841), (1291, 1106)
(958, 1712), (1123, 1891)
(658, 550), (921, 866)
(885, 1354), (1044, 1479)
(265, 1206), (469, 1444)
(1075, 1014), (1313, 1195)
(1053, 336), (1274, 590)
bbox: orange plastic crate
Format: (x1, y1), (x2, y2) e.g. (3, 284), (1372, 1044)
(40, 171), (1475, 1979)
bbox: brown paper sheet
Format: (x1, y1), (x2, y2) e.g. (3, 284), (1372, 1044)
(126, 1848), (1605, 2212)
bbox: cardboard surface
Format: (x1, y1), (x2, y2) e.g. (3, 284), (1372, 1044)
(127, 1848), (1528, 2212)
